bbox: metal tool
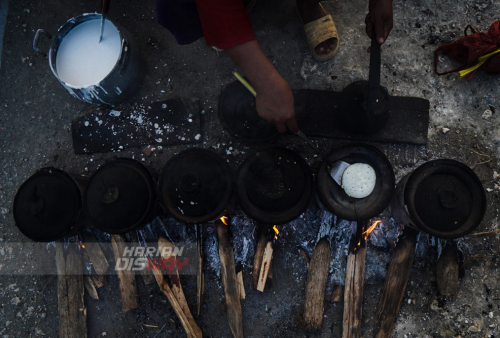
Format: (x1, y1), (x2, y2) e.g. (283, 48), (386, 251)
(296, 131), (349, 185)
(99, 0), (111, 43)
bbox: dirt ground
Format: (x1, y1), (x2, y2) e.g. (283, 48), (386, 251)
(1, 0), (500, 337)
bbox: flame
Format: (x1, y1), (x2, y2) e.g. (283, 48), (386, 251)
(272, 225), (279, 240)
(363, 220), (382, 241)
(81, 244), (86, 249)
(220, 216), (229, 225)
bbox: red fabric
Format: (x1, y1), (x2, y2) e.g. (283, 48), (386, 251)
(435, 20), (500, 75)
(195, 0), (256, 49)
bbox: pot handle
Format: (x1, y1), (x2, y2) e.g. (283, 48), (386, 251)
(118, 40), (131, 76)
(33, 29), (52, 57)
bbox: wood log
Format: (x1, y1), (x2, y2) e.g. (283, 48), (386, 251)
(342, 222), (367, 338)
(158, 237), (202, 338)
(437, 243), (459, 297)
(80, 231), (109, 276)
(130, 231), (156, 285)
(251, 226), (268, 289)
(256, 241), (273, 292)
(110, 234), (140, 313)
(296, 238), (331, 331)
(217, 219), (244, 338)
(196, 224), (204, 316)
(56, 241), (87, 338)
(84, 276), (99, 300)
(149, 262), (201, 338)
(330, 285), (344, 303)
(373, 228), (418, 338)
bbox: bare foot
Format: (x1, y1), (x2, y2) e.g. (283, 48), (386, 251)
(296, 0), (337, 55)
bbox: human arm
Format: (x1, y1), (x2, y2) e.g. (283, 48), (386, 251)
(225, 40), (298, 133)
(365, 0), (393, 44)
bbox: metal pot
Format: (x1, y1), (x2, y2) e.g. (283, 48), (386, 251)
(33, 13), (143, 105)
(13, 168), (88, 242)
(390, 159), (486, 239)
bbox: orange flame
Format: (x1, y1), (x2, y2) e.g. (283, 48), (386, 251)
(81, 244), (86, 249)
(220, 216), (229, 225)
(363, 220), (382, 241)
(272, 225), (279, 240)
(353, 220), (382, 251)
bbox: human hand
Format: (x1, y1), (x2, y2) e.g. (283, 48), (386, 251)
(365, 0), (393, 46)
(255, 75), (298, 134)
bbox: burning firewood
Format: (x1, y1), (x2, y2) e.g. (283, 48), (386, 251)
(56, 240), (87, 338)
(217, 216), (244, 338)
(436, 243), (459, 297)
(343, 220), (380, 338)
(251, 225), (278, 292)
(158, 236), (202, 338)
(373, 227), (418, 338)
(130, 231), (156, 285)
(251, 226), (268, 289)
(80, 231), (109, 276)
(110, 234), (140, 312)
(296, 238), (331, 331)
(236, 263), (246, 300)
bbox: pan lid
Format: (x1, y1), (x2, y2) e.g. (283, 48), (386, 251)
(159, 148), (234, 223)
(238, 147), (313, 224)
(13, 168), (82, 242)
(85, 158), (156, 233)
(316, 144), (395, 221)
(219, 80), (278, 142)
(404, 159), (486, 239)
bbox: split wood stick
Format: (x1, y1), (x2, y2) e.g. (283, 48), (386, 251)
(149, 263), (201, 338)
(196, 224), (204, 316)
(251, 226), (268, 289)
(436, 243), (459, 297)
(110, 234), (140, 312)
(84, 276), (99, 300)
(217, 218), (244, 338)
(90, 273), (107, 288)
(130, 231), (155, 285)
(373, 228), (418, 338)
(257, 241), (273, 292)
(296, 238), (331, 331)
(158, 237), (202, 338)
(236, 263), (246, 300)
(56, 241), (87, 338)
(330, 285), (345, 303)
(342, 221), (368, 338)
(80, 231), (109, 276)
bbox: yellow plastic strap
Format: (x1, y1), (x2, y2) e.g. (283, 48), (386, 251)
(233, 71), (257, 97)
(459, 48), (500, 78)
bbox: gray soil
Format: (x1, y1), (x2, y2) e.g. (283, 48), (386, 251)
(1, 0), (500, 337)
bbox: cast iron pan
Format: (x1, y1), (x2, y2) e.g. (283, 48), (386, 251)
(238, 147), (313, 224)
(13, 168), (83, 241)
(404, 159), (486, 239)
(85, 158), (156, 234)
(316, 143), (395, 221)
(159, 148), (235, 224)
(219, 79), (278, 142)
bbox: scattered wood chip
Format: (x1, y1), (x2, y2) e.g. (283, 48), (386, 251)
(143, 324), (159, 328)
(469, 230), (500, 236)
